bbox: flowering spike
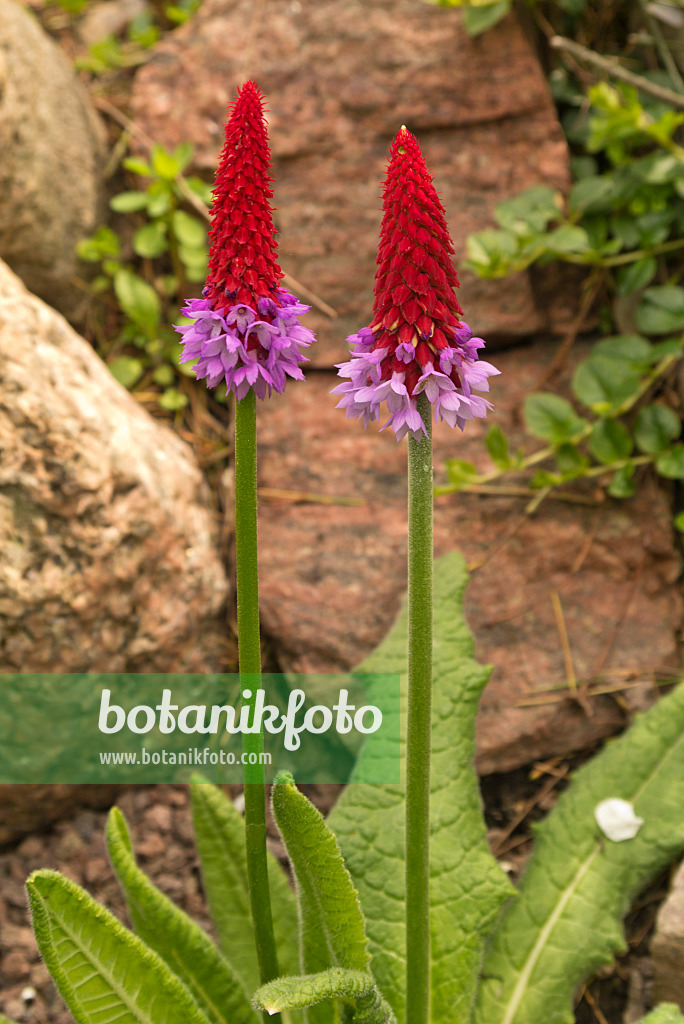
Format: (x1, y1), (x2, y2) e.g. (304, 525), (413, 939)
(175, 81), (314, 399)
(333, 126), (499, 440)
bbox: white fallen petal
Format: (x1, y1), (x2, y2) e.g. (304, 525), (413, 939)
(594, 798), (644, 842)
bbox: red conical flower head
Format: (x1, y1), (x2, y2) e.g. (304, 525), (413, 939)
(204, 81), (283, 315)
(175, 81), (315, 400)
(371, 127), (464, 395)
(333, 126), (499, 441)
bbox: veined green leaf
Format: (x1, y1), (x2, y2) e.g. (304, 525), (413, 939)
(327, 553), (514, 1024)
(190, 780), (299, 994)
(253, 968), (396, 1023)
(474, 682), (684, 1024)
(26, 869), (209, 1024)
(106, 807), (257, 1024)
(272, 771), (371, 1024)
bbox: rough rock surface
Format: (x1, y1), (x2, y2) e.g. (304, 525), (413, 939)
(652, 858), (684, 1011)
(0, 0), (105, 322)
(0, 259), (229, 675)
(255, 344), (681, 775)
(130, 0), (571, 362)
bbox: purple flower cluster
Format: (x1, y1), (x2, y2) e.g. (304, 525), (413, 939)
(332, 322), (500, 442)
(176, 288), (314, 400)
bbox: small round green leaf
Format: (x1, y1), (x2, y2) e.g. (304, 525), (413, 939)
(589, 419), (633, 464)
(133, 222), (168, 259)
(108, 356), (144, 390)
(607, 463), (636, 498)
(593, 334), (653, 365)
(110, 190), (150, 213)
(523, 393), (587, 443)
(656, 445), (684, 479)
(572, 355), (641, 412)
(158, 387), (189, 411)
(636, 286), (684, 335)
(634, 404), (681, 454)
(152, 144), (180, 180)
(555, 443), (589, 478)
(172, 210), (207, 248)
(485, 425), (510, 469)
(462, 1), (511, 37)
(616, 257), (657, 297)
(113, 269), (161, 335)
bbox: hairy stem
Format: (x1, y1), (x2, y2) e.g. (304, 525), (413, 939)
(406, 392), (433, 1024)
(234, 390), (280, 1018)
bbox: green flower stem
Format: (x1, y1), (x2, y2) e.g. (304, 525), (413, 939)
(406, 392), (433, 1024)
(234, 390), (280, 1014)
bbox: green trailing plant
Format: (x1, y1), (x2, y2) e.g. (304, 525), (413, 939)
(445, 55), (684, 519)
(23, 554), (684, 1024)
(78, 142), (211, 413)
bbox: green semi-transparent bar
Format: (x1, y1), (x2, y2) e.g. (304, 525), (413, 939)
(0, 673), (400, 784)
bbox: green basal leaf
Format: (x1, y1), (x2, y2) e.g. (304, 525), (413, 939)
(634, 404), (681, 455)
(190, 780), (299, 995)
(253, 969), (396, 1024)
(636, 286), (684, 335)
(327, 553), (514, 1024)
(114, 269), (161, 336)
(572, 355), (641, 412)
(589, 419), (632, 464)
(106, 808), (258, 1024)
(485, 424), (511, 469)
(608, 462), (636, 498)
(616, 256), (657, 296)
(272, 771), (371, 1024)
(656, 444), (684, 479)
(475, 682), (684, 1024)
(462, 1), (510, 36)
(523, 393), (587, 444)
(26, 869), (210, 1024)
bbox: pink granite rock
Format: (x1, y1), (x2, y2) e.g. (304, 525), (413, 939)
(254, 343), (681, 774)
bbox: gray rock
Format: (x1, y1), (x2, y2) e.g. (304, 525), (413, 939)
(652, 859), (684, 1012)
(130, 0), (572, 361)
(0, 0), (105, 322)
(0, 259), (229, 674)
